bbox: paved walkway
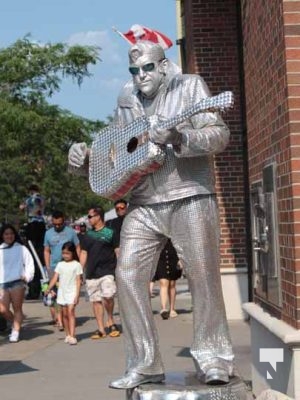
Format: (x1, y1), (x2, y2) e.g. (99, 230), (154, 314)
(0, 279), (252, 400)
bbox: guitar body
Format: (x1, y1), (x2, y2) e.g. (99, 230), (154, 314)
(88, 91), (234, 201)
(89, 116), (165, 200)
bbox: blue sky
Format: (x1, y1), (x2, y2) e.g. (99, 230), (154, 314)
(1, 0), (178, 122)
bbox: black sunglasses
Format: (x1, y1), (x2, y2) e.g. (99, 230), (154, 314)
(129, 62), (156, 76)
(87, 214), (98, 219)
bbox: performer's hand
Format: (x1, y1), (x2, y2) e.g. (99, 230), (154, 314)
(68, 142), (88, 167)
(148, 116), (182, 145)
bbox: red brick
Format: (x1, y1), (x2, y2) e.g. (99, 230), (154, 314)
(283, 2), (300, 12)
(284, 13), (300, 24)
(288, 86), (300, 97)
(285, 36), (300, 47)
(287, 73), (300, 84)
(286, 61), (300, 72)
(286, 49), (300, 60)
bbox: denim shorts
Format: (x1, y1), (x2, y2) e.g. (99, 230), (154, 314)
(0, 279), (25, 291)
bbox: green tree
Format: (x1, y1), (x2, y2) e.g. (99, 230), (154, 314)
(0, 37), (112, 224)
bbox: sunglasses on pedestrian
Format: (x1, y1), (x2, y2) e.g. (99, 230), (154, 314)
(115, 205), (126, 210)
(87, 214), (98, 219)
(129, 62), (156, 76)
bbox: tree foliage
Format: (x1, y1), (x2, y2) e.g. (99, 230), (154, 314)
(0, 37), (112, 224)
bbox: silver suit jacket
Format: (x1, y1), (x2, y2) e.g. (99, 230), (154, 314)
(113, 72), (230, 205)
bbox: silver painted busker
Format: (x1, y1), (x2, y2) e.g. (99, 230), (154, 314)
(68, 40), (235, 390)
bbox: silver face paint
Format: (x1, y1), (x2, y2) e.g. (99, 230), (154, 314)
(131, 59), (165, 98)
(128, 43), (166, 98)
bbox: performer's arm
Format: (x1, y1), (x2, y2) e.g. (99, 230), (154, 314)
(173, 114), (230, 159)
(149, 76), (230, 158)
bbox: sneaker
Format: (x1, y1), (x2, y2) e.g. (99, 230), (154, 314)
(9, 329), (19, 343)
(90, 330), (106, 340)
(64, 335), (71, 343)
(68, 337), (77, 345)
(57, 325), (64, 332)
(169, 310), (178, 318)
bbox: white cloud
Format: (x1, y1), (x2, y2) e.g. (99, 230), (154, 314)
(99, 77), (125, 90)
(67, 30), (106, 46)
(66, 30), (121, 63)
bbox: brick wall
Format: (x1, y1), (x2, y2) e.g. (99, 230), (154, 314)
(283, 0), (300, 327)
(183, 0), (248, 271)
(241, 0), (300, 328)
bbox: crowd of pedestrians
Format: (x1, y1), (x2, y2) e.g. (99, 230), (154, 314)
(0, 192), (182, 346)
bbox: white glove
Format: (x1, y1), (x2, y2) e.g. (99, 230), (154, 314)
(148, 115), (181, 145)
(149, 126), (181, 145)
(68, 142), (88, 168)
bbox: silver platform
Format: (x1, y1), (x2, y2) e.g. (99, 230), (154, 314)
(126, 371), (252, 400)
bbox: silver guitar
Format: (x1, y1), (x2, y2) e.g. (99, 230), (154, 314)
(89, 91), (234, 200)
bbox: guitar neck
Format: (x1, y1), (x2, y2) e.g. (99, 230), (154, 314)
(126, 91), (234, 153)
(158, 91), (233, 130)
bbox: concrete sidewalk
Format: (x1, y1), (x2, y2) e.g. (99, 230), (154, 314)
(0, 279), (252, 400)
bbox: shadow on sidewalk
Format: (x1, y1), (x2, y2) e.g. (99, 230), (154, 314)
(0, 360), (38, 376)
(153, 308), (192, 316)
(76, 316), (92, 327)
(20, 327), (53, 341)
(0, 325), (53, 343)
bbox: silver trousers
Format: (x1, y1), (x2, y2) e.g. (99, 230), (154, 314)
(117, 195), (234, 376)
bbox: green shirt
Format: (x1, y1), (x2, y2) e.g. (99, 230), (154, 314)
(82, 226), (117, 279)
(87, 226), (116, 245)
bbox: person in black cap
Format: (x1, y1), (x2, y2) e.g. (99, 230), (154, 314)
(77, 222), (87, 245)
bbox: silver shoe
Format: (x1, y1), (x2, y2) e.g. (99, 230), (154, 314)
(204, 367), (229, 385)
(109, 371), (165, 389)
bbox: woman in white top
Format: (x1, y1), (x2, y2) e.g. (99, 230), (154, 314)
(0, 224), (34, 342)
